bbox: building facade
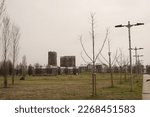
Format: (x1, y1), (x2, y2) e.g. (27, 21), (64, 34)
(48, 51), (57, 66)
(60, 56), (76, 67)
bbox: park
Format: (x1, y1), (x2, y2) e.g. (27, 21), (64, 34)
(0, 0), (148, 100)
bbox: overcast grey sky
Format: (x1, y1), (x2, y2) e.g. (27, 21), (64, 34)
(5, 0), (150, 66)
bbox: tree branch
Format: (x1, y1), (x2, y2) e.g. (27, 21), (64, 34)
(97, 56), (106, 65)
(80, 51), (89, 64)
(80, 35), (93, 62)
(112, 49), (118, 66)
(99, 53), (109, 64)
(95, 29), (109, 62)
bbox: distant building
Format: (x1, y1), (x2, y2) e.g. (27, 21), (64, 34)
(96, 64), (103, 73)
(79, 64), (87, 72)
(79, 63), (109, 73)
(60, 56), (76, 67)
(48, 51), (57, 66)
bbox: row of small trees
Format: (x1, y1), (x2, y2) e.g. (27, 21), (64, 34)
(80, 13), (143, 95)
(0, 0), (20, 87)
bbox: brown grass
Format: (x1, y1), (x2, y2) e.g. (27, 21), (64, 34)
(0, 73), (142, 100)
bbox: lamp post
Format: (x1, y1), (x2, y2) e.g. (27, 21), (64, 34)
(137, 55), (144, 74)
(115, 21), (144, 91)
(132, 47), (143, 75)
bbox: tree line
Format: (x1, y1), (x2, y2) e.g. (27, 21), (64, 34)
(0, 0), (20, 87)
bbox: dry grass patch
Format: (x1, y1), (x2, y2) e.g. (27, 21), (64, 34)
(0, 73), (142, 100)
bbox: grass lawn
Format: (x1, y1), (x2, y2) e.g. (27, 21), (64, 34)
(0, 72), (142, 100)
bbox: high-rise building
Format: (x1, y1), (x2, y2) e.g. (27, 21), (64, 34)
(48, 51), (57, 66)
(60, 56), (75, 67)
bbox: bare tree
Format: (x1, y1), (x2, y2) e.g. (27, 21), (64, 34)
(122, 56), (129, 82)
(98, 40), (118, 87)
(115, 49), (130, 84)
(115, 49), (123, 84)
(0, 0), (5, 23)
(1, 16), (11, 87)
(11, 24), (20, 85)
(80, 13), (108, 96)
(0, 0), (5, 57)
(108, 39), (114, 87)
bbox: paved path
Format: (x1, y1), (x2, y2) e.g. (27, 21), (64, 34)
(142, 74), (150, 100)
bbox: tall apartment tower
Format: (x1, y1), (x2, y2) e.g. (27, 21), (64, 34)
(60, 56), (75, 67)
(48, 51), (57, 66)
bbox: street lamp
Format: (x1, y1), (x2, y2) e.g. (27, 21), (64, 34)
(131, 47), (143, 74)
(137, 55), (144, 74)
(131, 47), (144, 65)
(115, 21), (144, 91)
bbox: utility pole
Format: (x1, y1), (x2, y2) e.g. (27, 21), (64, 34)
(115, 21), (144, 92)
(132, 47), (143, 75)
